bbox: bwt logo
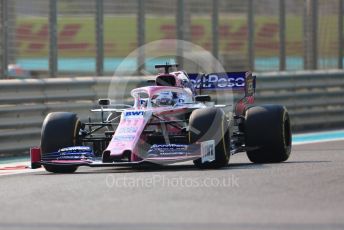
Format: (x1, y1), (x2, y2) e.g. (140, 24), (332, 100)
(124, 111), (144, 117)
(190, 74), (245, 89)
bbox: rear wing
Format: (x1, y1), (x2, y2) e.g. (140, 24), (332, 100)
(188, 71), (256, 97)
(188, 72), (256, 115)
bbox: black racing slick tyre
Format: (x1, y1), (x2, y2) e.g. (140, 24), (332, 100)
(244, 105), (292, 163)
(189, 108), (230, 169)
(41, 112), (81, 173)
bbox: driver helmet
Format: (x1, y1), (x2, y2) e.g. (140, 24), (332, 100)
(152, 91), (174, 106)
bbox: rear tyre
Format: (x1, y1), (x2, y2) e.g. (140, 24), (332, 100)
(41, 112), (81, 173)
(245, 105), (292, 163)
(189, 108), (230, 169)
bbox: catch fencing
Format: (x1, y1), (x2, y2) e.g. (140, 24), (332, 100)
(0, 0), (343, 77)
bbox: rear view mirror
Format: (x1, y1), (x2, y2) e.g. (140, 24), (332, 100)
(195, 95), (211, 102)
(98, 99), (110, 106)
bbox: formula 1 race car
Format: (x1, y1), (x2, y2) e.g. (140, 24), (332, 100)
(30, 64), (292, 173)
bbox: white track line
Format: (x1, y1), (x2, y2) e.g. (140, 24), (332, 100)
(293, 137), (344, 145)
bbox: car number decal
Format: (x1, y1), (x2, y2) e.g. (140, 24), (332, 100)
(201, 140), (215, 163)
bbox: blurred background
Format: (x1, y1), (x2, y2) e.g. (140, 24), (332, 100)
(0, 0), (344, 155)
(0, 0), (342, 77)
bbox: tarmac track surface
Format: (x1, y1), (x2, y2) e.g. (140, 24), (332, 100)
(1, 141), (344, 230)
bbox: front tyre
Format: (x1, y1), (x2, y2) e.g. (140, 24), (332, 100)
(189, 108), (230, 169)
(245, 105), (292, 163)
(41, 112), (81, 173)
